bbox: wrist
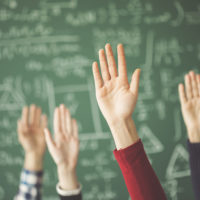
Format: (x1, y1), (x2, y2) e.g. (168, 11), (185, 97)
(57, 163), (76, 174)
(187, 127), (200, 143)
(57, 164), (79, 191)
(108, 117), (139, 150)
(24, 152), (44, 171)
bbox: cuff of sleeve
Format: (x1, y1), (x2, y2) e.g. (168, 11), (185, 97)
(21, 168), (43, 186)
(113, 139), (143, 161)
(56, 183), (82, 196)
(23, 168), (43, 176)
(113, 139), (146, 172)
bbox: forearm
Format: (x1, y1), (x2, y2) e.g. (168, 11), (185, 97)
(108, 117), (166, 199)
(114, 140), (167, 200)
(108, 117), (139, 150)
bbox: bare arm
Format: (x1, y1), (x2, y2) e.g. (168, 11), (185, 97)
(178, 71), (200, 143)
(92, 44), (140, 150)
(18, 104), (47, 171)
(45, 104), (80, 191)
(178, 71), (200, 200)
(15, 104), (47, 200)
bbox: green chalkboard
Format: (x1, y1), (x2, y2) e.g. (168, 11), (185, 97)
(0, 0), (200, 199)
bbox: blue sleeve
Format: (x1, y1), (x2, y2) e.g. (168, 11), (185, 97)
(14, 169), (43, 200)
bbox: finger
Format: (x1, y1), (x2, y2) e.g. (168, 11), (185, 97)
(54, 107), (61, 133)
(60, 104), (67, 133)
(29, 104), (36, 126)
(178, 84), (187, 105)
(184, 74), (193, 99)
(99, 49), (111, 82)
(66, 109), (72, 135)
(44, 128), (56, 152)
(41, 114), (48, 129)
(105, 43), (118, 78)
(190, 71), (199, 97)
(117, 44), (128, 81)
(130, 68), (141, 95)
(92, 62), (103, 89)
(72, 119), (79, 139)
(35, 107), (41, 127)
(197, 74), (200, 96)
(21, 106), (29, 126)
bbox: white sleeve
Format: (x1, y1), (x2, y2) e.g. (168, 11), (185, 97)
(56, 183), (82, 196)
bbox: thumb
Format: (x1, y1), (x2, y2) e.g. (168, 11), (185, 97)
(130, 68), (141, 94)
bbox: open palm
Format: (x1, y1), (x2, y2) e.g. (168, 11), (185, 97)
(182, 99), (200, 127)
(45, 104), (79, 170)
(18, 105), (47, 156)
(93, 44), (140, 124)
(179, 71), (200, 141)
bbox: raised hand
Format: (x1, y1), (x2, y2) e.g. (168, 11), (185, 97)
(93, 43), (140, 123)
(92, 44), (141, 149)
(44, 104), (80, 190)
(179, 71), (200, 143)
(17, 104), (47, 170)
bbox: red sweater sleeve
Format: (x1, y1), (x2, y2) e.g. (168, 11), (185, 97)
(113, 139), (167, 200)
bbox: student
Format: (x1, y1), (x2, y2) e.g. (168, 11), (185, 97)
(14, 105), (47, 200)
(178, 71), (200, 200)
(44, 104), (82, 200)
(92, 43), (167, 200)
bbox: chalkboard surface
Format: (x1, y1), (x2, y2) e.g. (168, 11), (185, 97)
(0, 0), (200, 199)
